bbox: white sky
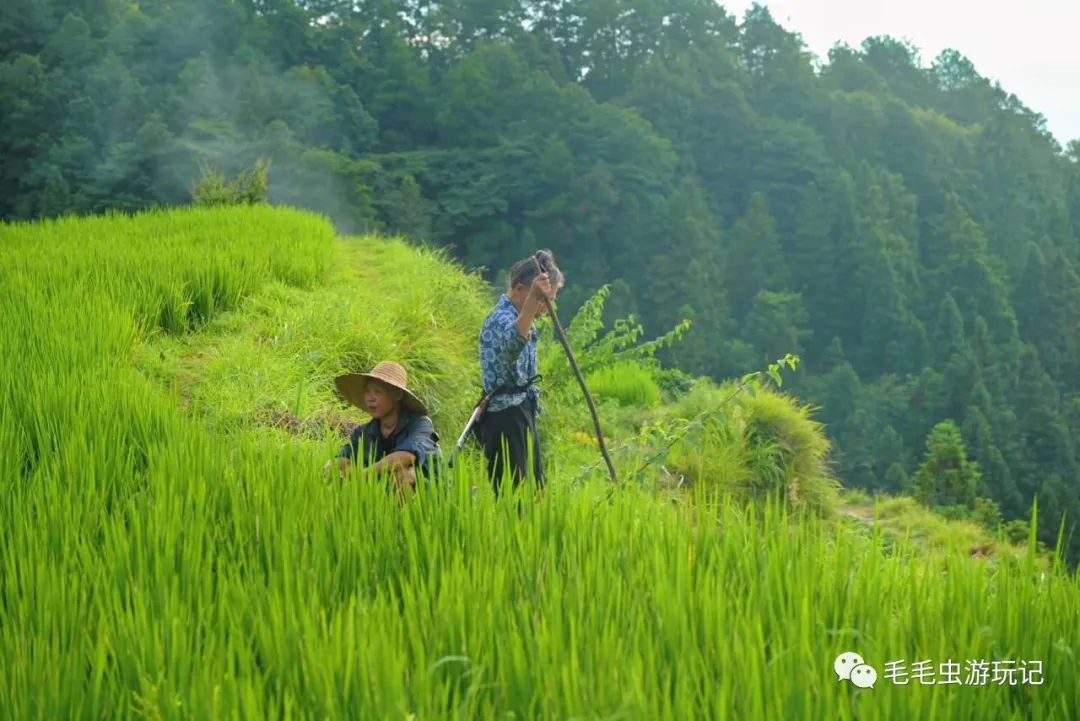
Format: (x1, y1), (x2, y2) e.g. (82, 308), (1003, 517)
(723, 0), (1080, 145)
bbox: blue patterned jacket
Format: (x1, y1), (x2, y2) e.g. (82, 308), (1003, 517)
(478, 294), (540, 414)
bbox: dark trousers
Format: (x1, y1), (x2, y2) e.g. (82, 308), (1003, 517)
(479, 399), (544, 493)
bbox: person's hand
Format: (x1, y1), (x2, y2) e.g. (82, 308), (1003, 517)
(325, 457), (352, 480)
(391, 465), (417, 504)
(529, 272), (554, 303)
(393, 465), (417, 490)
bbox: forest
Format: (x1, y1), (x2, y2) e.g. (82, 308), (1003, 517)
(4, 0), (1080, 560)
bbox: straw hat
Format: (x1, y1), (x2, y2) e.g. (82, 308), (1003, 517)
(334, 361), (428, 416)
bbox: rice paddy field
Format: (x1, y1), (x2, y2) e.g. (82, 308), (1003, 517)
(1, 206), (1079, 720)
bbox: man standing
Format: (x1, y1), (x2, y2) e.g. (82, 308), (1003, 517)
(477, 250), (564, 493)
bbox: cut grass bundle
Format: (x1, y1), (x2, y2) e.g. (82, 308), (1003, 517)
(659, 380), (841, 517)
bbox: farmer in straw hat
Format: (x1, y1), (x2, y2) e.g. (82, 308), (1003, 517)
(325, 361), (440, 492)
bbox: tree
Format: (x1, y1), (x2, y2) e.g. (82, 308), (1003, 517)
(1014, 243), (1080, 386)
(960, 406), (1021, 513)
(375, 171), (434, 242)
(743, 290), (810, 362)
(93, 115), (191, 212)
(622, 42), (753, 224)
(0, 0), (56, 57)
(645, 176), (728, 376)
(726, 192), (786, 322)
(859, 36), (934, 107)
(0, 54), (51, 217)
(931, 49), (997, 125)
(35, 164), (72, 218)
(913, 420), (981, 508)
(355, 23), (438, 150)
(739, 4), (818, 119)
(822, 44), (885, 94)
(931, 294), (966, 365)
(884, 462), (909, 493)
(867, 425), (907, 491)
(925, 194), (1018, 348)
(787, 183), (838, 364)
(1011, 346), (1078, 499)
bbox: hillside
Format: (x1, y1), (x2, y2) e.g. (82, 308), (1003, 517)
(5, 0), (1080, 564)
(1, 206), (1078, 719)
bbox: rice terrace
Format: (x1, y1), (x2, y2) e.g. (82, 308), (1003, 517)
(0, 206), (1074, 719)
(4, 0), (1080, 719)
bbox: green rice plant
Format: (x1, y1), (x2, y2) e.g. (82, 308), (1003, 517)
(585, 360), (663, 408)
(136, 234), (490, 442)
(0, 206), (1078, 720)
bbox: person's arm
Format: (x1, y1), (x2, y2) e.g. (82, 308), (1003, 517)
(369, 450), (415, 475)
(490, 273), (552, 373)
(325, 425), (362, 477)
(378, 416), (437, 474)
(340, 425), (362, 460)
(514, 272), (553, 340)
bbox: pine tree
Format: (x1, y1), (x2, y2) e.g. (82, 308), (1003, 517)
(726, 192), (787, 322)
(1012, 346), (1078, 499)
(913, 420), (981, 508)
(884, 462), (909, 493)
(743, 290), (810, 362)
(931, 293), (966, 365)
(35, 164), (71, 218)
(873, 425), (908, 489)
(925, 194), (1018, 348)
(961, 406), (1022, 513)
(788, 184), (835, 366)
(1014, 242), (1080, 386)
(823, 336), (847, 370)
(645, 177), (728, 376)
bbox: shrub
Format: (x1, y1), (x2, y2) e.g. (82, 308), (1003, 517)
(1003, 518), (1031, 545)
(541, 284), (690, 401)
(191, 158), (270, 207)
(654, 366), (695, 395)
(971, 495), (1004, 530)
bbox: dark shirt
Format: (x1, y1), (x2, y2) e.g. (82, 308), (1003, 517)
(338, 411), (440, 477)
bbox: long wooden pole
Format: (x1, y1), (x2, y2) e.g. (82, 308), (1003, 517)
(532, 255), (618, 484)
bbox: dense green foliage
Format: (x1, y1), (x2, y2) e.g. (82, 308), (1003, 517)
(4, 1), (1080, 560)
(2, 206), (1077, 719)
(913, 420), (982, 509)
(191, 157), (270, 207)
